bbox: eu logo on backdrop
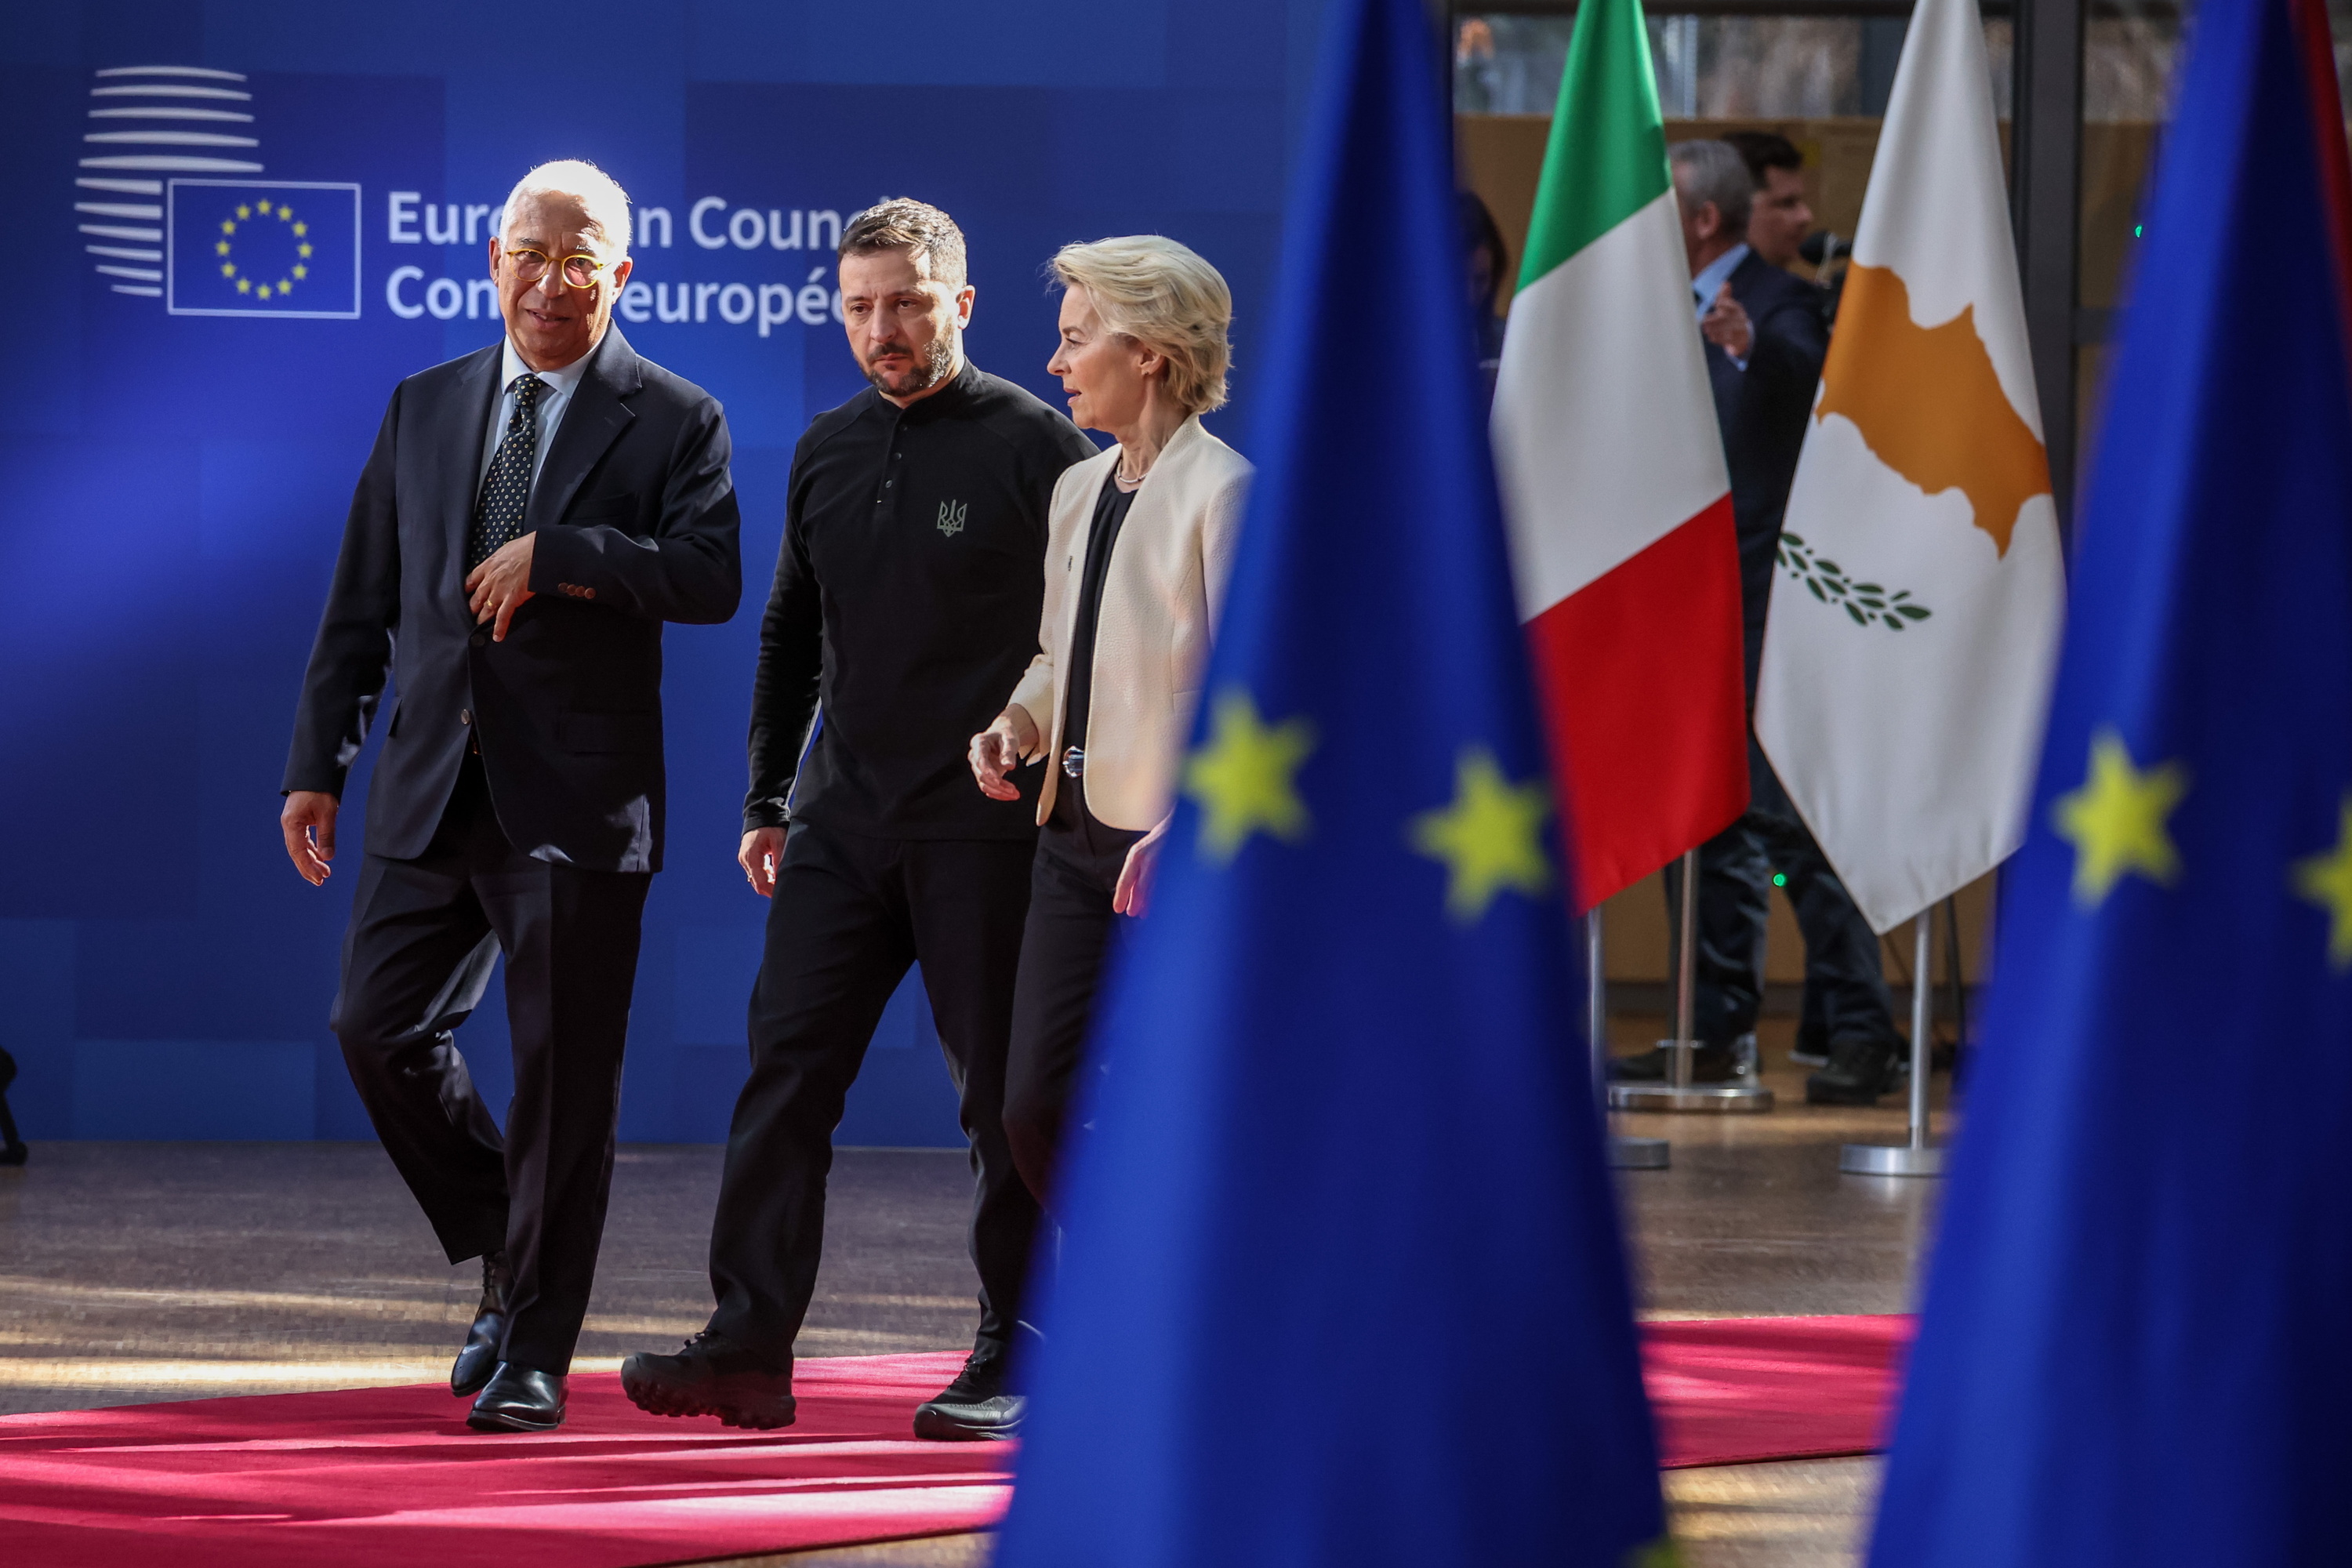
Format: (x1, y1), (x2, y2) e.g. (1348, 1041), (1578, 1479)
(168, 180), (361, 319)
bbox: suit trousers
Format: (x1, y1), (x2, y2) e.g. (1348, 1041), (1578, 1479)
(1667, 740), (1900, 1051)
(1002, 800), (1138, 1206)
(331, 753), (650, 1373)
(705, 822), (1040, 1370)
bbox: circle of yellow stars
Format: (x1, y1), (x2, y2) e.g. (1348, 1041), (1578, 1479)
(216, 197), (314, 301)
(1179, 687), (1552, 924)
(2053, 724), (2352, 973)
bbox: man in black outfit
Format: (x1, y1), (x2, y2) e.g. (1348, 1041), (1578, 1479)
(622, 200), (1095, 1440)
(279, 161), (742, 1432)
(1611, 140), (1904, 1105)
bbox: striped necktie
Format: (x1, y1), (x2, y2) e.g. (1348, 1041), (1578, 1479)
(466, 373), (546, 571)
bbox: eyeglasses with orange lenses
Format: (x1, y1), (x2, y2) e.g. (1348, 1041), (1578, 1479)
(500, 246), (606, 289)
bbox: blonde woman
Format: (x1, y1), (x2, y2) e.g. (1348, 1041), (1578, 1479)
(968, 236), (1250, 1203)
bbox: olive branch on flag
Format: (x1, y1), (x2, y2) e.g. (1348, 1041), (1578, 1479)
(1777, 532), (1933, 630)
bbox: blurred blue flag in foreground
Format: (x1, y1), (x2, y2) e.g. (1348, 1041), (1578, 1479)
(993, 0), (1664, 1562)
(1869, 0), (2352, 1561)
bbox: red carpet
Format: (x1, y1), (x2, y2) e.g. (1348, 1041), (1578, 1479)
(0, 1316), (1907, 1566)
(1643, 1313), (1912, 1467)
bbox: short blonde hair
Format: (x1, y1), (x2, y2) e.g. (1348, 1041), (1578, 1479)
(1049, 235), (1232, 415)
(502, 159), (633, 259)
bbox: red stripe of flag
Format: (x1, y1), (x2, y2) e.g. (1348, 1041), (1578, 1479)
(2289, 0), (2352, 347)
(1526, 495), (1751, 911)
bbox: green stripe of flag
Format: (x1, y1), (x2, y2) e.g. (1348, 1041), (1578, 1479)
(1516, 0), (1672, 287)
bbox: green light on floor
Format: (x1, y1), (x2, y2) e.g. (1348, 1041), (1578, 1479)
(2134, 224), (2144, 238)
(1772, 873), (1788, 887)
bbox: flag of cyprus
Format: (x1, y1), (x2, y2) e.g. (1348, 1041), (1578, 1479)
(1755, 0), (2065, 934)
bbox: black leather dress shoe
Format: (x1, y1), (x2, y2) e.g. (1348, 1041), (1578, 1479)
(1806, 1036), (1905, 1105)
(467, 1362), (566, 1432)
(621, 1330), (796, 1429)
(451, 1250), (514, 1398)
(1609, 1042), (1740, 1083)
(0, 1045), (25, 1166)
(913, 1342), (1024, 1441)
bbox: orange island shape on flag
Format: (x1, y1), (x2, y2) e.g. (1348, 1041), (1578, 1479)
(1814, 263), (2051, 555)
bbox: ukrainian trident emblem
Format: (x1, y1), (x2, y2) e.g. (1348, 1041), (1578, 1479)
(936, 499), (967, 537)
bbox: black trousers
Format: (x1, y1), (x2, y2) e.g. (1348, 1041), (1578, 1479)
(705, 822), (1040, 1370)
(331, 753), (650, 1374)
(1667, 740), (1900, 1051)
(1002, 798), (1139, 1205)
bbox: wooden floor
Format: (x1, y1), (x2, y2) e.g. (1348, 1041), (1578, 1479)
(0, 1015), (1947, 1566)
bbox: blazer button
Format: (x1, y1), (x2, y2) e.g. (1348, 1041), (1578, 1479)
(460, 709), (472, 726)
(470, 632), (488, 648)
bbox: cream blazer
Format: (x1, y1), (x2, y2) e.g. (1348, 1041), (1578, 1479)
(1007, 416), (1252, 831)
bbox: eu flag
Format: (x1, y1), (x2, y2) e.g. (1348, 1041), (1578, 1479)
(993, 0), (1664, 1561)
(1869, 0), (2352, 1560)
(168, 180), (361, 318)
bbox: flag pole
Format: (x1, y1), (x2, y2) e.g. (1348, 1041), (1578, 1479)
(1670, 848), (1698, 1091)
(1610, 848), (1773, 1112)
(1590, 907), (1668, 1169)
(1840, 903), (1947, 1176)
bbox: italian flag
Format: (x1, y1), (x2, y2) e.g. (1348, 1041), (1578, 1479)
(1490, 0), (1750, 910)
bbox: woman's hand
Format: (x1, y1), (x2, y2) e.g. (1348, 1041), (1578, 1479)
(971, 706), (1040, 800)
(1113, 822), (1170, 917)
(739, 826), (786, 897)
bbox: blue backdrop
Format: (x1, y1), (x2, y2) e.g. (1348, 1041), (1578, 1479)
(0, 0), (1327, 1145)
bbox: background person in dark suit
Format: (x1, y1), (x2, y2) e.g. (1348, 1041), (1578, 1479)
(1720, 129), (1817, 277)
(279, 159), (741, 1432)
(1722, 129), (1851, 1070)
(1612, 140), (1904, 1106)
(621, 201), (1095, 1444)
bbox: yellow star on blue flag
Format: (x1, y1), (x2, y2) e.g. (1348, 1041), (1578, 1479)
(2051, 728), (2188, 906)
(2292, 793), (2352, 969)
(1181, 689), (1316, 863)
(1408, 747), (1552, 922)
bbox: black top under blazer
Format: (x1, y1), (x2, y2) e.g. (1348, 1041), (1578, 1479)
(284, 326), (742, 873)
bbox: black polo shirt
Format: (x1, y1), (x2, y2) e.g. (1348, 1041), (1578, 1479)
(746, 362), (1098, 839)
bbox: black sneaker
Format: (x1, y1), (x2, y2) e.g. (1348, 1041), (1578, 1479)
(1806, 1036), (1904, 1105)
(1609, 1042), (1740, 1083)
(913, 1342), (1024, 1441)
(621, 1330), (796, 1429)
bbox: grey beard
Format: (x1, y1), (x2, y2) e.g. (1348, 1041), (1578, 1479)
(866, 335), (957, 396)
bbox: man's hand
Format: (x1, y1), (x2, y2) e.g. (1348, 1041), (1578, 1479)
(1700, 283), (1753, 362)
(739, 826), (786, 898)
(1112, 822), (1168, 918)
(970, 706), (1040, 802)
(463, 533), (537, 642)
(281, 791), (339, 886)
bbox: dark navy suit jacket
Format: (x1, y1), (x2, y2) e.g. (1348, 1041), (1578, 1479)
(284, 326), (742, 873)
(1702, 252), (1830, 696)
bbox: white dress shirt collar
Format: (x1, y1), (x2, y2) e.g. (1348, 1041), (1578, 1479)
(500, 336), (593, 400)
(1690, 241), (1751, 318)
(481, 336), (596, 490)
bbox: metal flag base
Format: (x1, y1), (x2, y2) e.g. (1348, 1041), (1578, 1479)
(1613, 851), (1777, 1115)
(1610, 1076), (1776, 1113)
(1837, 905), (1947, 1178)
(1608, 1135), (1671, 1168)
(1590, 909), (1672, 1169)
(1838, 1141), (1947, 1176)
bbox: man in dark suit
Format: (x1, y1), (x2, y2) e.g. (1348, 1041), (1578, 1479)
(1612, 140), (1903, 1105)
(280, 160), (740, 1432)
